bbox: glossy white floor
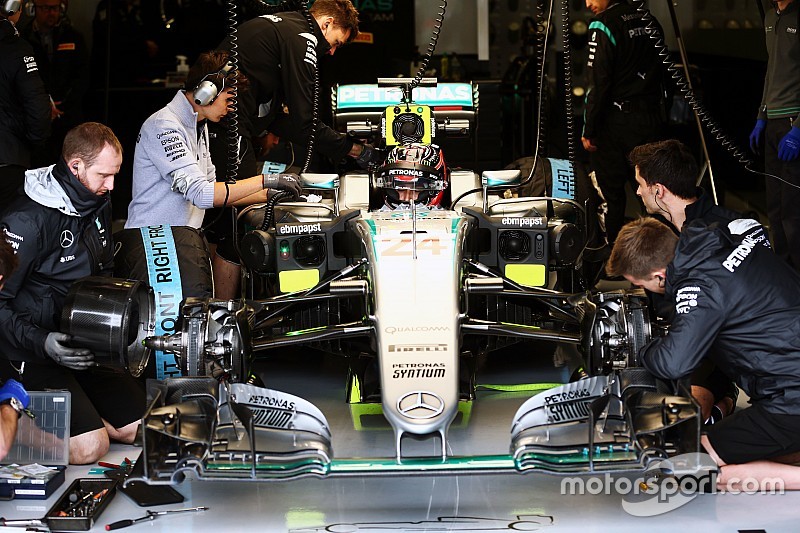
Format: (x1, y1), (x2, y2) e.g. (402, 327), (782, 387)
(1, 347), (796, 533)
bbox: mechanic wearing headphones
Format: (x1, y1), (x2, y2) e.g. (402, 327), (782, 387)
(0, 0), (51, 212)
(0, 122), (146, 465)
(206, 0), (379, 297)
(749, 0), (800, 271)
(19, 0), (90, 166)
(628, 139), (772, 424)
(606, 217), (800, 490)
(126, 50), (301, 236)
(0, 236), (29, 461)
(581, 0), (666, 245)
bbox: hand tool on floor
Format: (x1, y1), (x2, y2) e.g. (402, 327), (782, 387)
(104, 506), (208, 530)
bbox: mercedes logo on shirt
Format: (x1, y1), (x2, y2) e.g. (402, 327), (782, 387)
(60, 230), (75, 248)
(397, 391), (445, 420)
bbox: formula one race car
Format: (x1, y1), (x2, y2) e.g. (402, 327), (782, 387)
(64, 79), (705, 485)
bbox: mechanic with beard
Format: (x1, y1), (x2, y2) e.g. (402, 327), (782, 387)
(606, 217), (800, 490)
(582, 0), (666, 244)
(628, 139), (773, 424)
(0, 122), (145, 465)
(749, 0), (800, 271)
(0, 0), (51, 212)
(206, 0), (381, 298)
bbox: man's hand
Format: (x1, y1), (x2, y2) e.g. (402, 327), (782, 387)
(581, 136), (598, 152)
(44, 333), (95, 371)
(262, 173), (302, 198)
(749, 119), (766, 154)
(778, 126), (800, 161)
(355, 144), (386, 169)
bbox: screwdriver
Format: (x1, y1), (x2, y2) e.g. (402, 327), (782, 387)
(105, 506), (208, 530)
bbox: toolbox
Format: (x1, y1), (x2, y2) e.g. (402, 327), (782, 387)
(0, 391), (70, 500)
(45, 478), (118, 531)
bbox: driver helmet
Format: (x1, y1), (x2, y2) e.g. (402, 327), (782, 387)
(376, 143), (448, 208)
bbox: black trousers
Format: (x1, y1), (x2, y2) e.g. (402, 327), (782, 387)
(0, 165), (27, 214)
(590, 110), (664, 243)
(764, 118), (800, 271)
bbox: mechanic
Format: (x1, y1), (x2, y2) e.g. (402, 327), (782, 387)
(0, 236), (29, 461)
(0, 122), (146, 465)
(749, 0), (800, 271)
(125, 51), (302, 244)
(207, 0), (380, 297)
(0, 0), (51, 212)
(19, 0), (89, 166)
(628, 139), (772, 423)
(582, 0), (666, 244)
(606, 217), (800, 490)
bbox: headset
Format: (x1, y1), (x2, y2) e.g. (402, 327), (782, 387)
(23, 1), (65, 18)
(3, 1), (21, 16)
(192, 62), (234, 106)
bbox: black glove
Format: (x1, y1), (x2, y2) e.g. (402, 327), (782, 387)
(44, 332), (95, 371)
(355, 143), (385, 169)
(262, 173), (302, 198)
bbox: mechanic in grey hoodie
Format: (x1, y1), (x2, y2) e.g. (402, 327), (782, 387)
(126, 50), (302, 298)
(0, 122), (146, 465)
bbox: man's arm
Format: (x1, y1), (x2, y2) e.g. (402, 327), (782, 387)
(0, 405), (19, 461)
(0, 217), (51, 360)
(583, 20), (616, 142)
(276, 30), (352, 162)
(639, 276), (726, 380)
(13, 46), (51, 146)
(138, 118), (215, 209)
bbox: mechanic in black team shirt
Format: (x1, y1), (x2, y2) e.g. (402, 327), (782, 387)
(628, 139), (772, 424)
(0, 123), (145, 465)
(582, 0), (666, 244)
(606, 217), (800, 490)
(207, 0), (380, 299)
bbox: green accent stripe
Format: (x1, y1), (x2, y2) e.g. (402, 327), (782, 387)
(589, 21), (616, 46)
(477, 383), (563, 392)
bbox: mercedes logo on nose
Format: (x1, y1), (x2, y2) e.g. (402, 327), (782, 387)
(397, 391), (445, 420)
(60, 230), (75, 248)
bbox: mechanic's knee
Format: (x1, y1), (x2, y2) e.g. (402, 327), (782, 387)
(104, 420), (139, 444)
(69, 429), (110, 465)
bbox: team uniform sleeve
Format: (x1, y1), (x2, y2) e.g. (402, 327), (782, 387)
(14, 49), (51, 146)
(138, 119), (215, 209)
(583, 21), (616, 139)
(0, 218), (51, 360)
(274, 32), (352, 162)
(639, 276), (726, 380)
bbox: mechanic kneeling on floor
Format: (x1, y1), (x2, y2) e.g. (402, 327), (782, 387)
(606, 217), (800, 490)
(0, 122), (146, 465)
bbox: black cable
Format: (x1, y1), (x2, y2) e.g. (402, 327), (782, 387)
(259, 190), (293, 232)
(560, 0), (575, 166)
(300, 7), (319, 173)
(409, 0), (446, 91)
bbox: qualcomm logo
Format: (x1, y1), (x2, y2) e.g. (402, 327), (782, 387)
(397, 391), (444, 420)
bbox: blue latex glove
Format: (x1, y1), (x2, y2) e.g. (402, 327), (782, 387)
(749, 119), (766, 153)
(778, 126), (800, 161)
(355, 144), (386, 169)
(0, 379), (29, 410)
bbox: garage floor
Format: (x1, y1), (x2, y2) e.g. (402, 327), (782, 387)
(1, 345), (795, 533)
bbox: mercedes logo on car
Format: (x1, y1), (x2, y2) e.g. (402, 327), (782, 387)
(397, 391), (445, 420)
(60, 230), (75, 248)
